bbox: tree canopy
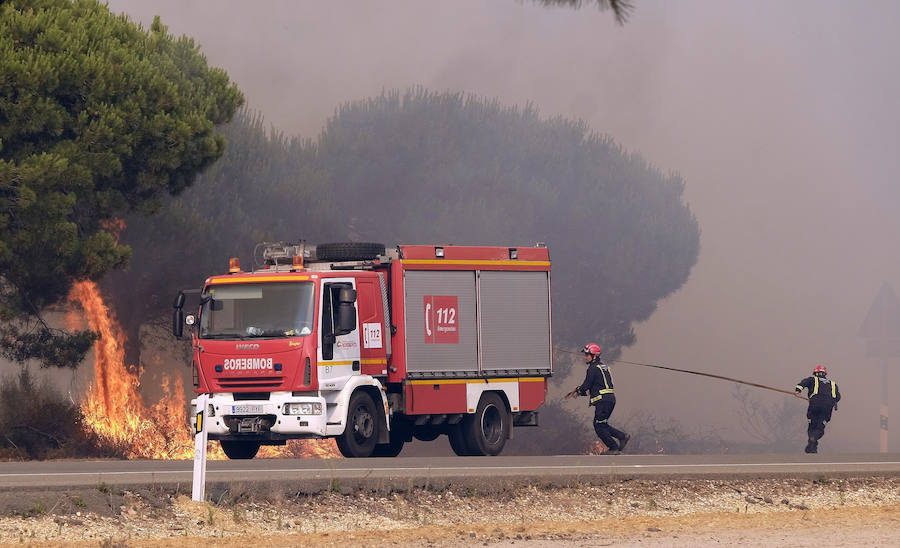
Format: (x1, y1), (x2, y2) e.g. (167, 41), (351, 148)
(0, 0), (243, 368)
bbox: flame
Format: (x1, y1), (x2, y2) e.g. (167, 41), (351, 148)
(100, 218), (126, 244)
(68, 280), (338, 460)
(586, 440), (609, 455)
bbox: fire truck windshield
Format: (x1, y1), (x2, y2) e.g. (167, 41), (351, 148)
(199, 282), (315, 339)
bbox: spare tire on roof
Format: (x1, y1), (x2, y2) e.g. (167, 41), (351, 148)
(316, 242), (386, 261)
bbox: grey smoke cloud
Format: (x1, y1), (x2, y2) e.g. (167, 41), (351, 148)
(102, 0), (900, 451)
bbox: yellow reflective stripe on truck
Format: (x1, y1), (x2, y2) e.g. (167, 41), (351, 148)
(208, 275), (310, 284)
(403, 259), (551, 267)
(408, 377), (546, 385)
(318, 359), (387, 366)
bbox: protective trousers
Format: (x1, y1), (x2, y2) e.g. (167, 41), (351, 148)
(593, 399), (628, 452)
(806, 405), (833, 452)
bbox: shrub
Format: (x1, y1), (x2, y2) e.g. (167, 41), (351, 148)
(0, 368), (81, 459)
(0, 367), (127, 459)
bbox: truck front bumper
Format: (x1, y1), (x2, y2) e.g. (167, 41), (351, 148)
(191, 393), (328, 439)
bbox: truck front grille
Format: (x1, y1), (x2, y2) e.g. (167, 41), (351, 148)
(216, 377), (283, 390)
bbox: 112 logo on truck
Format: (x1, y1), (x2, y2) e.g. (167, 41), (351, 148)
(424, 295), (459, 344)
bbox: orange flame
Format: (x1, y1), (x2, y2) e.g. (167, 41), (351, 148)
(68, 280), (338, 460)
(100, 218), (126, 244)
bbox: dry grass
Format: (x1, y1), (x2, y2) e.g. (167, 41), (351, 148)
(0, 476), (898, 545)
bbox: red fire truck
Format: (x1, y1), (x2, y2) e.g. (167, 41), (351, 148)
(173, 242), (552, 459)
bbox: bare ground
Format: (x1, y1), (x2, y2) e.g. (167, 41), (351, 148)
(0, 477), (898, 547)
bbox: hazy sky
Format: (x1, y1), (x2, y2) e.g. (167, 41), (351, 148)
(102, 0), (900, 450)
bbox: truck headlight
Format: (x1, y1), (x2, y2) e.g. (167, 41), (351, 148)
(284, 402), (322, 415)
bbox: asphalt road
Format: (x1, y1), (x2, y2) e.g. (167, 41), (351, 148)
(2, 453), (899, 490)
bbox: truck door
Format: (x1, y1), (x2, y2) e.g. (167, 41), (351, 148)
(356, 277), (387, 376)
(318, 278), (360, 390)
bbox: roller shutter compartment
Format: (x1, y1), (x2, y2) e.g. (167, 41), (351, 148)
(479, 271), (551, 374)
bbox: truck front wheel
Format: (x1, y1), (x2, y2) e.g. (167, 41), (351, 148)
(373, 425), (406, 457)
(464, 393), (510, 456)
(336, 391), (380, 458)
(220, 440), (261, 460)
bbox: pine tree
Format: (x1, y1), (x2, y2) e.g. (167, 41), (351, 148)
(0, 0), (243, 368)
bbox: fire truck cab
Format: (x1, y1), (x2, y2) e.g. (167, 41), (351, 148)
(174, 242), (552, 459)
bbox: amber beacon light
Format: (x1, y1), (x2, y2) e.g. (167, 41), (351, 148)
(228, 257), (241, 273)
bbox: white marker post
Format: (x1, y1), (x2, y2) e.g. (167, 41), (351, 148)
(191, 394), (209, 502)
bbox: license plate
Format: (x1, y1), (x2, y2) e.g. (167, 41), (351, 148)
(231, 404), (264, 415)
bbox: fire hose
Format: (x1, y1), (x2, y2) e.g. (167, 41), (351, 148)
(556, 347), (799, 398)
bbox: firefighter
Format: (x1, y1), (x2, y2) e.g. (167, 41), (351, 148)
(573, 343), (630, 453)
(794, 365), (841, 453)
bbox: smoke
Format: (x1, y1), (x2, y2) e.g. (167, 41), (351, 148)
(100, 0), (900, 452)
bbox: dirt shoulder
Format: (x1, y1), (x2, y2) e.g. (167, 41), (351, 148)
(0, 476), (898, 546)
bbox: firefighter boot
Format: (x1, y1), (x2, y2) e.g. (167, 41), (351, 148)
(804, 439), (817, 454)
(617, 433), (631, 453)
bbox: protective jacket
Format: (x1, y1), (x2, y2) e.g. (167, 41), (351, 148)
(578, 357), (615, 405)
(795, 376), (841, 409)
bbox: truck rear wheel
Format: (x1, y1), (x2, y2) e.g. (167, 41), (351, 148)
(463, 393), (510, 456)
(448, 422), (476, 456)
(336, 391), (380, 458)
(316, 242), (386, 261)
(220, 440), (261, 460)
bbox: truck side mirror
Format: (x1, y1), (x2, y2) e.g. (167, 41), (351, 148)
(338, 287), (356, 303)
(336, 302), (356, 335)
(173, 291), (186, 338)
(334, 287), (357, 336)
(173, 308), (184, 338)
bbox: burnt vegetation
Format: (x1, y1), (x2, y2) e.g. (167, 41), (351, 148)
(731, 385), (805, 452)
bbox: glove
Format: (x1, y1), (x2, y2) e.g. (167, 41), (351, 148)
(564, 388), (580, 400)
(833, 403), (838, 411)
